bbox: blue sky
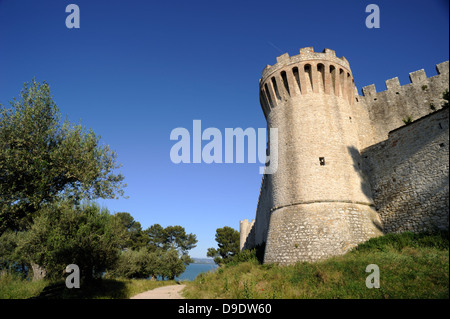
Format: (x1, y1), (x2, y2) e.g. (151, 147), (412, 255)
(0, 0), (448, 258)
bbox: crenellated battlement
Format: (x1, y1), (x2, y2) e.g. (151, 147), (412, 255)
(357, 60), (449, 145)
(360, 61), (449, 97)
(259, 47), (356, 117)
(261, 47), (350, 79)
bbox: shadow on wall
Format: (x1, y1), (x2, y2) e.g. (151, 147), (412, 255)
(356, 108), (449, 233)
(347, 145), (384, 233)
(347, 145), (374, 202)
(380, 176), (449, 233)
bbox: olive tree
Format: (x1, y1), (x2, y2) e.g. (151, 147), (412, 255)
(0, 79), (126, 235)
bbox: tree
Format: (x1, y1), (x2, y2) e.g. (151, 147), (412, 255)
(107, 247), (160, 279)
(0, 79), (126, 234)
(144, 224), (167, 251)
(158, 249), (186, 280)
(108, 247), (189, 280)
(144, 224), (198, 255)
(164, 225), (198, 256)
(15, 201), (126, 281)
(113, 212), (146, 250)
(0, 230), (26, 275)
(207, 226), (240, 265)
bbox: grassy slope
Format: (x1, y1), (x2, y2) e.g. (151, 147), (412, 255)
(183, 232), (449, 299)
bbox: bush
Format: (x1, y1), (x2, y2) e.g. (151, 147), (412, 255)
(228, 243), (266, 266)
(107, 248), (160, 279)
(107, 248), (187, 280)
(231, 249), (258, 264)
(15, 201), (126, 281)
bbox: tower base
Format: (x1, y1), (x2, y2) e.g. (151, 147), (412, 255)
(263, 202), (383, 264)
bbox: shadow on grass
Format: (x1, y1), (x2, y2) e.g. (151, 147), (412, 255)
(33, 279), (128, 299)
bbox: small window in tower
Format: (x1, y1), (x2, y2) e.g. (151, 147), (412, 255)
(319, 157), (325, 166)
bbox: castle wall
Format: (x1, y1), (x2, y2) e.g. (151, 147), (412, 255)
(239, 219), (255, 250)
(258, 48), (383, 264)
(253, 174), (272, 246)
(240, 47), (449, 266)
(240, 174), (273, 251)
(362, 107), (449, 233)
(358, 61), (449, 147)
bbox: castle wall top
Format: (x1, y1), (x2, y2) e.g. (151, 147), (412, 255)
(361, 61), (449, 97)
(258, 47), (356, 115)
(261, 47), (351, 82)
(357, 60), (449, 147)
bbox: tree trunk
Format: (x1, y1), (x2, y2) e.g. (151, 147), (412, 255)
(31, 263), (46, 281)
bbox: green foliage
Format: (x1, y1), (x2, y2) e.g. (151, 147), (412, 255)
(0, 230), (26, 274)
(113, 212), (146, 250)
(207, 226), (240, 265)
(14, 201), (125, 281)
(144, 223), (167, 251)
(143, 224), (198, 255)
(164, 225), (198, 254)
(232, 248), (258, 264)
(108, 248), (187, 280)
(352, 231), (449, 252)
(0, 80), (198, 293)
(107, 248), (160, 279)
(402, 115), (413, 125)
(184, 232), (449, 299)
(107, 223), (197, 280)
(0, 271), (48, 299)
(159, 249), (187, 280)
(0, 79), (126, 234)
(229, 243), (267, 265)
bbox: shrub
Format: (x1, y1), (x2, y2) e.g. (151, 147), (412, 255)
(15, 201), (125, 281)
(402, 115), (413, 124)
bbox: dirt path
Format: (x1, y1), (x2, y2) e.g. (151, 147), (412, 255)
(130, 284), (186, 299)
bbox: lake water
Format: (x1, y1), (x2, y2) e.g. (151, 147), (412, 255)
(175, 263), (218, 281)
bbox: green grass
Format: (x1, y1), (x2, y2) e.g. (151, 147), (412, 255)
(0, 271), (48, 299)
(0, 272), (178, 299)
(183, 232), (449, 299)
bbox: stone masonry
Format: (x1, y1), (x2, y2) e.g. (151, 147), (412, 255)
(240, 47), (449, 265)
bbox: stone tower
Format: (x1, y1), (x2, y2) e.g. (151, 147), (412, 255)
(259, 47), (383, 264)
